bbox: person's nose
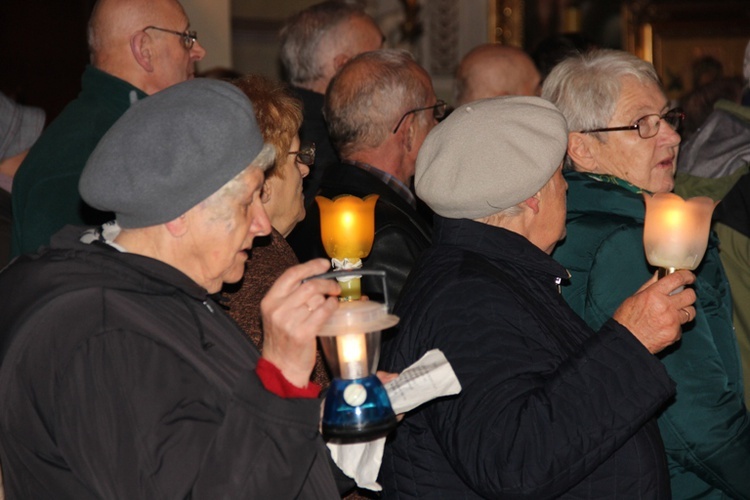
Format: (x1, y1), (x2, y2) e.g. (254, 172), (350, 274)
(248, 201), (271, 238)
(658, 118), (681, 147)
(191, 41), (206, 61)
(298, 162), (310, 179)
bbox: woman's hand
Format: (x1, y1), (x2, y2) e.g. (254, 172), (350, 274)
(261, 259), (340, 387)
(613, 269), (697, 354)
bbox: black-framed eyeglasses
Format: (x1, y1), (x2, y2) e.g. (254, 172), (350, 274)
(288, 142), (316, 166)
(143, 26), (198, 50)
(580, 108), (685, 139)
(392, 100), (448, 134)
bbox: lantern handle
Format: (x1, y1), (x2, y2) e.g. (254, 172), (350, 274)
(302, 269), (390, 309)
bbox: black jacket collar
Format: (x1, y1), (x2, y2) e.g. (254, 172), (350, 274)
(433, 216), (568, 282)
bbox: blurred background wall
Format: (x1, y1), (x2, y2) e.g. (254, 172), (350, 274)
(2, 0), (749, 122)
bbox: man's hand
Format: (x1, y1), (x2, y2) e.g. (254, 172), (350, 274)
(613, 270), (697, 354)
(261, 259), (340, 387)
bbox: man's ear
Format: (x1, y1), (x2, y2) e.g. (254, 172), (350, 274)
(567, 132), (597, 172)
(164, 214), (189, 237)
(402, 115), (418, 152)
(332, 53), (350, 73)
(130, 31), (154, 72)
(524, 192), (541, 214)
(392, 112), (414, 150)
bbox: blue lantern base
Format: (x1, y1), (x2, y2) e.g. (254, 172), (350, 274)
(322, 374), (396, 442)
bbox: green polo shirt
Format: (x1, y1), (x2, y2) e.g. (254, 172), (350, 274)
(11, 65), (147, 256)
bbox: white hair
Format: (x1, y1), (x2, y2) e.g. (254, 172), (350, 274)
(201, 144), (275, 224)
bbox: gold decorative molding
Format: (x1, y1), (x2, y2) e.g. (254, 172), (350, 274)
(623, 0), (750, 98)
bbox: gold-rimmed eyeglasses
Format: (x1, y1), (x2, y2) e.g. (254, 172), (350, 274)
(580, 108), (685, 139)
(143, 26), (198, 50)
(393, 100), (448, 134)
(288, 142), (316, 166)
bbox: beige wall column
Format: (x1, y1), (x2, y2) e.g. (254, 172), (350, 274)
(181, 0), (233, 71)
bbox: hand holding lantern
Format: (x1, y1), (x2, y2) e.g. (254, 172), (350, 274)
(643, 192), (718, 277)
(309, 270), (398, 441)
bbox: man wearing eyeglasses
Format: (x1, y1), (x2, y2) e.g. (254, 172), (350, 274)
(543, 49), (750, 498)
(11, 0), (205, 257)
(279, 1), (384, 211)
(288, 49), (437, 305)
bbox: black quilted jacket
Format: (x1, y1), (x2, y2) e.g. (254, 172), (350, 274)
(380, 216), (675, 499)
(0, 225), (340, 499)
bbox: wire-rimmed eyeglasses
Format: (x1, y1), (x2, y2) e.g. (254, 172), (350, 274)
(580, 108), (685, 139)
(392, 100), (448, 134)
(288, 142), (316, 166)
(143, 26), (198, 50)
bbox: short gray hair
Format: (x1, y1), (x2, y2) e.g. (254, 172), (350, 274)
(542, 49), (660, 133)
(279, 1), (367, 87)
(324, 49), (431, 157)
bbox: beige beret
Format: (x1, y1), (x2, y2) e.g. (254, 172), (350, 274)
(415, 96), (568, 219)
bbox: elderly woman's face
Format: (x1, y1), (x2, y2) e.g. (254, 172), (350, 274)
(263, 135), (310, 237)
(586, 76), (680, 193)
(188, 167), (271, 293)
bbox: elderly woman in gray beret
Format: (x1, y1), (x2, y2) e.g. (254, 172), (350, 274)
(379, 96), (696, 499)
(0, 79), (345, 498)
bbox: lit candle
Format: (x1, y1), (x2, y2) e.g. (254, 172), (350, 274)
(643, 192), (717, 273)
(337, 332), (368, 380)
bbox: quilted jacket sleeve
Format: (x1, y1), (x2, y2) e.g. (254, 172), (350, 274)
(391, 271), (674, 498)
(54, 330), (333, 499)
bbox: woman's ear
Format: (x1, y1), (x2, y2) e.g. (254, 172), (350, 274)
(567, 132), (597, 173)
(165, 214), (188, 237)
(261, 179), (272, 204)
(131, 31), (154, 72)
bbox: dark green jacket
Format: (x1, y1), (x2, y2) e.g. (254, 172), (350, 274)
(11, 65), (147, 257)
(554, 171), (750, 499)
(675, 100), (750, 407)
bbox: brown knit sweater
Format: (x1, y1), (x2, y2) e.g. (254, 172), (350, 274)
(224, 229), (330, 388)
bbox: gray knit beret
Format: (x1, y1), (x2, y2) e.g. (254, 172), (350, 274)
(80, 78), (267, 228)
(415, 96), (568, 219)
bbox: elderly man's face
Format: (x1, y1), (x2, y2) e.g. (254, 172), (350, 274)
(189, 167), (271, 293)
(586, 76), (680, 193)
(147, 0), (206, 93)
(404, 68), (440, 180)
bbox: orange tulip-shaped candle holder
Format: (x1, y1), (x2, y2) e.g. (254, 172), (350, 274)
(643, 192), (718, 277)
(316, 194), (379, 300)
